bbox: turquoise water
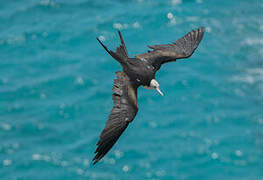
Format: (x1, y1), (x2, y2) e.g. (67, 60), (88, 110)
(1, 0), (263, 179)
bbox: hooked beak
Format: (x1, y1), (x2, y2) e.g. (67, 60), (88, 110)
(149, 79), (164, 96)
(155, 87), (164, 96)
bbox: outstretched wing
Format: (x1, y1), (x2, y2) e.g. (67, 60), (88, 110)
(97, 30), (129, 64)
(93, 71), (138, 164)
(135, 27), (205, 70)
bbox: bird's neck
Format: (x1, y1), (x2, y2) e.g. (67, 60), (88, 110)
(143, 85), (154, 90)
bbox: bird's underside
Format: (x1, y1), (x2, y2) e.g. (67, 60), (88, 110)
(93, 71), (138, 164)
(93, 27), (205, 164)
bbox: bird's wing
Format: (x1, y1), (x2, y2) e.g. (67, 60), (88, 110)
(93, 71), (138, 164)
(135, 27), (205, 71)
(97, 30), (129, 64)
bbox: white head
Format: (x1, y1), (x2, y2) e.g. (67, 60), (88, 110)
(147, 79), (164, 96)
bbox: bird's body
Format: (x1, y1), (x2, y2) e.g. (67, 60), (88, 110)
(123, 57), (156, 87)
(93, 27), (205, 164)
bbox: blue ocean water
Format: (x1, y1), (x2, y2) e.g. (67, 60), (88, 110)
(1, 0), (263, 179)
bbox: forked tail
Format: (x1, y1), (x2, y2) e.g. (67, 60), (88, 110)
(96, 30), (129, 64)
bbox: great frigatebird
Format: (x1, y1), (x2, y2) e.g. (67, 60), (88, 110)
(93, 27), (205, 164)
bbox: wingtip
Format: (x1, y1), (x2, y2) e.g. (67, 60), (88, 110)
(96, 36), (112, 54)
(198, 26), (205, 33)
(92, 154), (99, 165)
(198, 27), (205, 40)
(92, 159), (98, 165)
(96, 37), (102, 44)
(92, 153), (104, 165)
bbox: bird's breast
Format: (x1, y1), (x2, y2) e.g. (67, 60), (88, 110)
(124, 59), (155, 86)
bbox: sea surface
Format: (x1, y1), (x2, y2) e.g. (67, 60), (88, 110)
(1, 0), (263, 179)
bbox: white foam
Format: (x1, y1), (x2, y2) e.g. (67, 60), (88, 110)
(171, 0), (182, 6)
(211, 152), (218, 159)
(1, 123), (11, 131)
(114, 150), (123, 159)
(113, 23), (123, 30)
(76, 168), (84, 175)
(61, 161), (68, 167)
(186, 16), (199, 22)
(232, 68), (263, 85)
(32, 154), (41, 160)
(156, 170), (166, 177)
(244, 38), (263, 46)
(122, 165), (130, 172)
(167, 12), (174, 19)
(59, 103), (65, 109)
(12, 143), (19, 149)
(132, 21), (141, 29)
(6, 35), (25, 45)
(3, 159), (12, 166)
(43, 155), (51, 162)
(258, 118), (263, 124)
(149, 121), (157, 128)
(40, 0), (56, 7)
(98, 35), (105, 41)
(235, 150), (243, 157)
(83, 159), (90, 166)
(206, 26), (212, 33)
(76, 76), (84, 85)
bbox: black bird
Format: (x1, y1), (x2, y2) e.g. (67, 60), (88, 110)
(93, 27), (205, 164)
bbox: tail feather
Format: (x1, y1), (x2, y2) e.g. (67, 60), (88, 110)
(117, 30), (129, 58)
(96, 30), (129, 64)
(96, 38), (123, 64)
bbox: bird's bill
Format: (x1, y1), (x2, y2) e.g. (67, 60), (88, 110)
(155, 87), (164, 96)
